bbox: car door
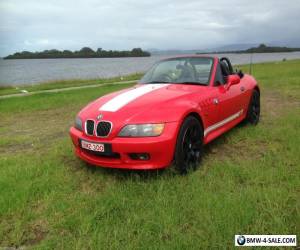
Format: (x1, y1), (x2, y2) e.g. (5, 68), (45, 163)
(198, 86), (222, 133)
(203, 60), (245, 140)
(211, 59), (244, 131)
(217, 77), (243, 122)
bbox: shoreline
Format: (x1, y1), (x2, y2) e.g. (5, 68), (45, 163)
(2, 55), (151, 60)
(0, 73), (143, 96)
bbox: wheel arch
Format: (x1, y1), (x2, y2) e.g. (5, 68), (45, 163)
(182, 111), (204, 131)
(254, 85), (260, 95)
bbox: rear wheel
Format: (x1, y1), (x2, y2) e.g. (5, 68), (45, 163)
(246, 89), (260, 125)
(174, 116), (203, 174)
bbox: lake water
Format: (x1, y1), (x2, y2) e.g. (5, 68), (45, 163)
(1, 52), (300, 86)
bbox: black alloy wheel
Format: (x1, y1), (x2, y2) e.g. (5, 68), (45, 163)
(174, 116), (203, 174)
(246, 89), (260, 125)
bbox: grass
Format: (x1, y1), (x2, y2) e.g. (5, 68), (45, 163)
(0, 60), (299, 249)
(0, 73), (143, 96)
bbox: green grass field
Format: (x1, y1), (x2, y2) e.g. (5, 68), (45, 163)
(0, 60), (299, 249)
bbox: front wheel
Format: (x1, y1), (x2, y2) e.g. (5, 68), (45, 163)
(174, 116), (203, 174)
(246, 89), (260, 125)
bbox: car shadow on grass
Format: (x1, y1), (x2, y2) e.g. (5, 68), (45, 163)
(84, 162), (173, 180)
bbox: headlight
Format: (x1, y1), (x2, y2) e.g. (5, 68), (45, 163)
(118, 123), (164, 137)
(75, 116), (83, 131)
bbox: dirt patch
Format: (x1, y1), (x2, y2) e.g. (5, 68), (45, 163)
(21, 220), (48, 247)
(0, 144), (32, 156)
(0, 106), (76, 155)
(0, 218), (48, 249)
(204, 136), (270, 163)
(261, 89), (300, 120)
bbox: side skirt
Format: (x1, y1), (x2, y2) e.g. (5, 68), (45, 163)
(203, 109), (245, 144)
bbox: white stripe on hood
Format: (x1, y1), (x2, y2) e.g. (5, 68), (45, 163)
(99, 84), (168, 112)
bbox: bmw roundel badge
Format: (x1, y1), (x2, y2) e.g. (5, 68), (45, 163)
(237, 235), (246, 246)
(97, 114), (103, 120)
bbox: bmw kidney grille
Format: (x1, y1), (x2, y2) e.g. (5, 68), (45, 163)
(85, 120), (95, 136)
(96, 121), (112, 137)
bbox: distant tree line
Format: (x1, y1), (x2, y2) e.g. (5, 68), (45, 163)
(4, 47), (151, 59)
(197, 44), (300, 54)
(244, 44), (300, 53)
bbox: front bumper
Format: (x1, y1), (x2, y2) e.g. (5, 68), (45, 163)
(69, 122), (178, 169)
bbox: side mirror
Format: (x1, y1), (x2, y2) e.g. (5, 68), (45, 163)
(226, 75), (240, 90)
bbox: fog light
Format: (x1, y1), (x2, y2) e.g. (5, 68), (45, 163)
(129, 153), (150, 161)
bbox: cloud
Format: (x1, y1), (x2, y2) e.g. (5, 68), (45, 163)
(0, 0), (300, 56)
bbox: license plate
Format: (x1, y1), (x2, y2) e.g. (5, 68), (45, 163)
(81, 140), (105, 152)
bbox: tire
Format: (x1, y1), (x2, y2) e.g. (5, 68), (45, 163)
(246, 89), (260, 125)
(174, 116), (203, 174)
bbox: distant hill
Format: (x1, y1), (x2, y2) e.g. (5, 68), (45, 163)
(207, 43), (259, 52)
(149, 49), (200, 55)
(149, 42), (300, 55)
(4, 47), (151, 59)
(148, 43), (260, 55)
(244, 44), (300, 53)
(196, 44), (300, 54)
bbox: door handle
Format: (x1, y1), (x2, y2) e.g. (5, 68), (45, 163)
(213, 98), (219, 105)
(240, 86), (245, 92)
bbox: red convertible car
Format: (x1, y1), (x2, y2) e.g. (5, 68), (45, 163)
(70, 56), (260, 173)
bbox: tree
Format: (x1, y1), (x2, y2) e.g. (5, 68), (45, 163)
(79, 47), (95, 57)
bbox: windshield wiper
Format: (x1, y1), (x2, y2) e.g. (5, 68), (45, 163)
(174, 81), (207, 86)
(144, 81), (171, 84)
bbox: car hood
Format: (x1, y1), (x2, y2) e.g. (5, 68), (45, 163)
(79, 83), (209, 133)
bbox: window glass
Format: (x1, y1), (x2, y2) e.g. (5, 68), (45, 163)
(140, 57), (213, 85)
(214, 62), (226, 85)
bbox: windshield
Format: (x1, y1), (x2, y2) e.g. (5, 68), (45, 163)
(140, 57), (213, 85)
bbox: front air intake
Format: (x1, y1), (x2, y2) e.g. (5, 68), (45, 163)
(85, 120), (95, 136)
(96, 121), (112, 137)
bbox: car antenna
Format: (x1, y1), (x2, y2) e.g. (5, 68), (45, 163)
(249, 53), (253, 74)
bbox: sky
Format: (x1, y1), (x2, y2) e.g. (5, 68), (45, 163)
(0, 0), (300, 56)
